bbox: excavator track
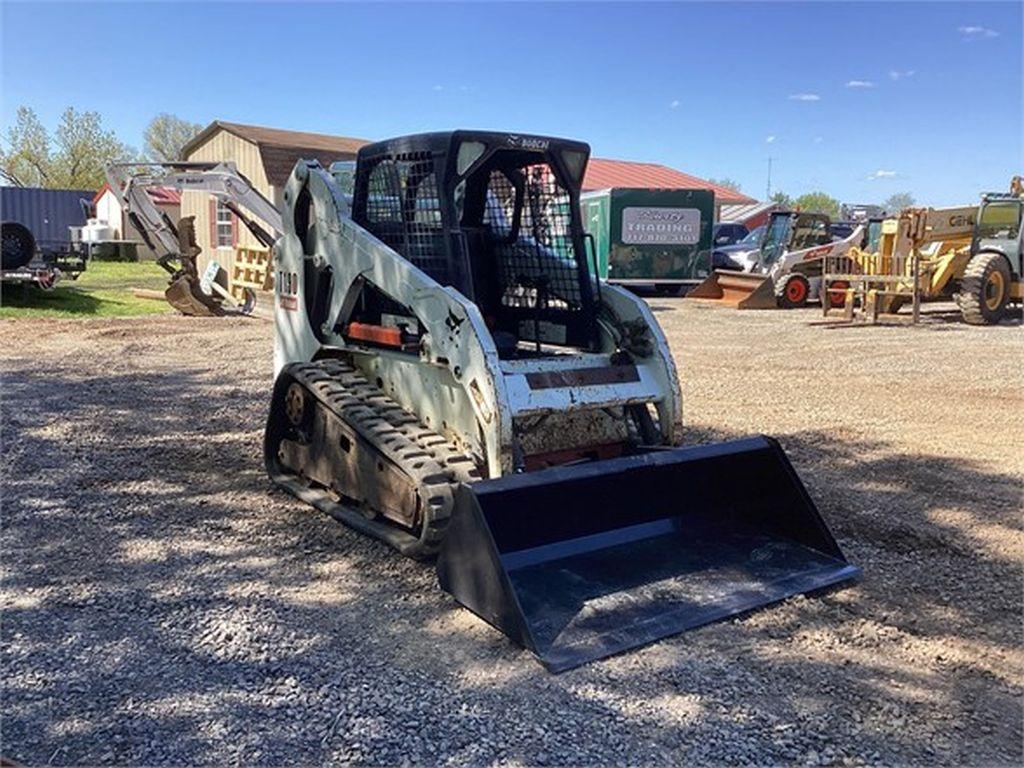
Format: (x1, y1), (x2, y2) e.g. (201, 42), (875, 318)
(265, 358), (481, 558)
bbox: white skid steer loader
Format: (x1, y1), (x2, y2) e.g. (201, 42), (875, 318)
(265, 131), (858, 671)
(688, 210), (863, 309)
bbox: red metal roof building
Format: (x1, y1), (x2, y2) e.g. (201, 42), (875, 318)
(583, 158), (756, 210)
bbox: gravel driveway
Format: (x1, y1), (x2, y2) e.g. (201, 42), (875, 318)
(2, 302), (1021, 766)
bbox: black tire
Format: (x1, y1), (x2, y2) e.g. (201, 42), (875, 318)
(776, 274), (810, 309)
(956, 252), (1012, 325)
(1, 222), (35, 271)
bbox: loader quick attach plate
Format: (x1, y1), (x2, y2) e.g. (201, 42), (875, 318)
(437, 436), (859, 672)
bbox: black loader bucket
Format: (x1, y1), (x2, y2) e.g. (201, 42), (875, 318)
(436, 436), (858, 672)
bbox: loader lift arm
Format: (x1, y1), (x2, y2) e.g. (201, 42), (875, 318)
(104, 161), (284, 316)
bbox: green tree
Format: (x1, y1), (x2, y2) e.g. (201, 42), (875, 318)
(49, 107), (136, 189)
(883, 192), (915, 213)
(0, 106), (135, 190)
(144, 113), (203, 161)
(0, 107), (52, 186)
(770, 191), (793, 208)
(794, 191), (841, 218)
(708, 177), (742, 192)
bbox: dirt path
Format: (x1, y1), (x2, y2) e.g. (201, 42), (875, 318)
(2, 303), (1021, 766)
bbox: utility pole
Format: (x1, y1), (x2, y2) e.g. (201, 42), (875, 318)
(766, 157), (773, 199)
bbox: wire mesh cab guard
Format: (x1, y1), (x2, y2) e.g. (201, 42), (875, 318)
(351, 131), (598, 350)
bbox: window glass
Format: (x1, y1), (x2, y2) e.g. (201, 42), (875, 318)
(484, 170), (516, 237)
(977, 201), (1021, 240)
(365, 160), (403, 224)
(215, 199), (233, 248)
(761, 216), (791, 264)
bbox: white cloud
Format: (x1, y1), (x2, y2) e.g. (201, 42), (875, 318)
(846, 80), (875, 89)
(788, 93), (820, 102)
(889, 69), (916, 81)
(958, 25), (998, 39)
(669, 99), (680, 109)
(432, 84), (444, 91)
(867, 169), (898, 180)
(765, 135), (776, 144)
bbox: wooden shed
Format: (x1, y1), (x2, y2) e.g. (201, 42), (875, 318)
(93, 184), (182, 260)
(179, 121), (369, 288)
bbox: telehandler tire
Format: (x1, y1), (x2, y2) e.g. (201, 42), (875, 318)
(957, 252), (1012, 325)
(776, 274), (810, 308)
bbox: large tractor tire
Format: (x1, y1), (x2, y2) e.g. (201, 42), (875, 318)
(956, 252), (1012, 325)
(776, 274), (810, 308)
(1, 222), (35, 271)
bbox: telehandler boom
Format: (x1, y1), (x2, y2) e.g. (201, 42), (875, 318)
(265, 131), (857, 671)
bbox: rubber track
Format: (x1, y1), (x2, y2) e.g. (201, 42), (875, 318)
(273, 358), (481, 556)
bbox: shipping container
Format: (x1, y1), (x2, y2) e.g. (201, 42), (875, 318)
(581, 188), (714, 289)
(1, 187), (93, 251)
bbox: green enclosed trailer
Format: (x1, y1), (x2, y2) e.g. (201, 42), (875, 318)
(581, 188), (714, 292)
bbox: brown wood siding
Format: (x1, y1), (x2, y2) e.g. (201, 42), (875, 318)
(180, 129), (272, 278)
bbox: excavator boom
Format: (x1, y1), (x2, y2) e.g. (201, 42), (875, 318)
(105, 161), (283, 316)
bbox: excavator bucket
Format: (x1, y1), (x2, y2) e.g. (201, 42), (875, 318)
(686, 269), (778, 309)
(164, 275), (223, 317)
(437, 436), (858, 672)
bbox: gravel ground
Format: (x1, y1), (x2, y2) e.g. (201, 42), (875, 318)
(2, 300), (1022, 766)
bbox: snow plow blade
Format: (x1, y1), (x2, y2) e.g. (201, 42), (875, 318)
(686, 269), (778, 309)
(436, 436), (858, 672)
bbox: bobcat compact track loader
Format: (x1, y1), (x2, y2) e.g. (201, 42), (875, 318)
(265, 131), (858, 671)
(687, 211), (863, 309)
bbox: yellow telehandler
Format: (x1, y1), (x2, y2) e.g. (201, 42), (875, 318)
(822, 177), (1023, 325)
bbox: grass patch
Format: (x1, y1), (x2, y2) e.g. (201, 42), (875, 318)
(0, 261), (172, 319)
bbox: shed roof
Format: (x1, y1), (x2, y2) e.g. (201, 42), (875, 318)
(720, 200), (778, 223)
(583, 158), (755, 204)
(92, 183), (181, 207)
(181, 121), (372, 187)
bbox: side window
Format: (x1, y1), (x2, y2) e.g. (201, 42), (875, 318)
(409, 166), (442, 228)
(813, 219), (830, 245)
(484, 170), (517, 238)
(365, 160), (403, 224)
(215, 200), (233, 248)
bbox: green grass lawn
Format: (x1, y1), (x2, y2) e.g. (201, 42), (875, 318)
(0, 260), (173, 319)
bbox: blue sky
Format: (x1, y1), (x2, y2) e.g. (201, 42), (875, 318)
(1, 1), (1020, 206)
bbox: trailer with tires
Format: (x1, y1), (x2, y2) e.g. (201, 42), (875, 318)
(1, 187), (92, 289)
